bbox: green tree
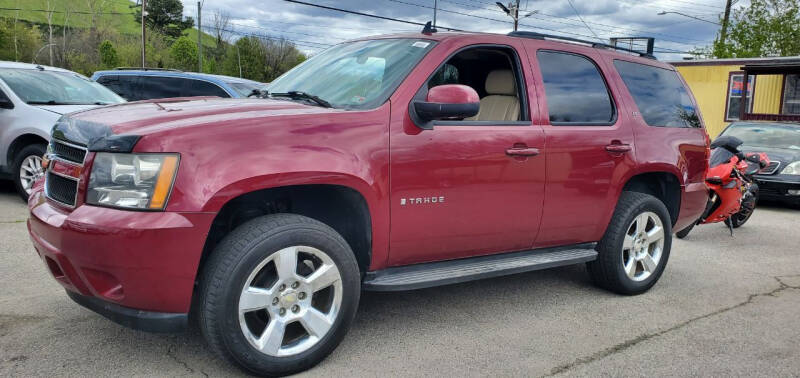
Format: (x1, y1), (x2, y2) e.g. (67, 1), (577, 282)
(169, 36), (198, 71)
(713, 0), (800, 58)
(136, 0), (194, 38)
(99, 40), (119, 68)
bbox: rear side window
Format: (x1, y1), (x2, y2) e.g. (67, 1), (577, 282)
(137, 76), (186, 100)
(537, 50), (615, 125)
(184, 79), (230, 98)
(614, 60), (700, 128)
(96, 75), (139, 101)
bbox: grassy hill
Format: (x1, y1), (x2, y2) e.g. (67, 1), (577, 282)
(0, 0), (216, 46)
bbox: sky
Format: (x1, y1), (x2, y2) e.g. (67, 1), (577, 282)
(179, 0), (749, 61)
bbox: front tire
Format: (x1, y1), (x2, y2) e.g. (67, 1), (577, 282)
(199, 214), (361, 376)
(588, 191), (673, 295)
(12, 144), (46, 201)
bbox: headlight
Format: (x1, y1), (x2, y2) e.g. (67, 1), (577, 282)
(782, 161), (800, 175)
(87, 153), (180, 210)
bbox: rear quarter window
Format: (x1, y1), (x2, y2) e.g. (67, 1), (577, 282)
(614, 60), (700, 128)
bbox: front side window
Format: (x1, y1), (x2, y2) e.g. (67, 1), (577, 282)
(184, 80), (230, 98)
(725, 73), (754, 121)
(0, 68), (124, 105)
(96, 75), (139, 101)
(137, 76), (186, 100)
(537, 51), (615, 125)
(782, 74), (800, 115)
(614, 60), (700, 128)
(268, 38), (435, 109)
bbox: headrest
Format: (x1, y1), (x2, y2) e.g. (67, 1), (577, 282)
(485, 70), (516, 96)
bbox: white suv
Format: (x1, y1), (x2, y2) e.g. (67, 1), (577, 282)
(0, 62), (124, 199)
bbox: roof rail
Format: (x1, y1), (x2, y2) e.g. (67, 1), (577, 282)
(507, 31), (657, 60)
(113, 67), (183, 72)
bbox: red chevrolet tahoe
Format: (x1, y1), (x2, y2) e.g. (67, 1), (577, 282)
(27, 31), (709, 375)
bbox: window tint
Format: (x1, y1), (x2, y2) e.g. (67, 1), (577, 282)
(184, 79), (230, 98)
(96, 75), (140, 101)
(537, 51), (614, 124)
(725, 74), (754, 121)
(614, 60), (700, 128)
(782, 74), (800, 115)
(137, 76), (186, 100)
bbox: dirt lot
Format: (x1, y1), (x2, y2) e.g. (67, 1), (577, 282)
(1, 181), (799, 377)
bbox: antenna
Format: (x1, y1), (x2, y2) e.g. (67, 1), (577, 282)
(422, 21), (437, 35)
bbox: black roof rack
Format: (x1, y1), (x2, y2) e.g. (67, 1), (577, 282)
(113, 67), (183, 72)
(507, 31), (657, 60)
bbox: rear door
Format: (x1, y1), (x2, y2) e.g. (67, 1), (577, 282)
(525, 44), (637, 247)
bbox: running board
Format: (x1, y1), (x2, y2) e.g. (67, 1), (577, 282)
(362, 243), (598, 291)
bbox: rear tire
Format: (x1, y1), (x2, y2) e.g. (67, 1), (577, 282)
(588, 191), (673, 295)
(12, 143), (46, 202)
(198, 214), (361, 376)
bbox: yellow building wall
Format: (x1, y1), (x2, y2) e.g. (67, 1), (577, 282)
(675, 65), (784, 137)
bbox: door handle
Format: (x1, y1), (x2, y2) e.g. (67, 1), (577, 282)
(506, 147), (540, 157)
(605, 144), (632, 154)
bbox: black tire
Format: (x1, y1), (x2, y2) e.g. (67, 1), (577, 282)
(675, 223), (694, 239)
(724, 210), (753, 228)
(587, 191), (673, 295)
(198, 214), (361, 376)
(12, 143), (47, 202)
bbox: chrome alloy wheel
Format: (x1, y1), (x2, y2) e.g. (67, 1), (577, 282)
(238, 246), (343, 357)
(19, 155), (44, 195)
(621, 211), (665, 282)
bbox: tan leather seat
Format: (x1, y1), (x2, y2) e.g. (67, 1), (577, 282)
(468, 70), (520, 121)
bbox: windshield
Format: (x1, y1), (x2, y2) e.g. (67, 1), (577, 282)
(227, 81), (267, 97)
(724, 123), (800, 150)
(0, 68), (124, 105)
(267, 38), (436, 109)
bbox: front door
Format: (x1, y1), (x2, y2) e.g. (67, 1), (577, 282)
(388, 42), (546, 266)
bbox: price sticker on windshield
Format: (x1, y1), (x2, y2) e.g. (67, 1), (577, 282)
(412, 41), (430, 48)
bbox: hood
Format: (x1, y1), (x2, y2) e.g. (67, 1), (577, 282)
(34, 104), (103, 115)
(52, 97), (342, 151)
(740, 145), (800, 165)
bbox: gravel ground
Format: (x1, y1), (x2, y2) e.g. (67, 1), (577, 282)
(1, 181), (798, 377)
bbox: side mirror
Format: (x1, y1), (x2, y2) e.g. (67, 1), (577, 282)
(412, 84), (479, 127)
(0, 91), (13, 109)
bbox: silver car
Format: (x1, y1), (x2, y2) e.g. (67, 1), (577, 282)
(0, 62), (125, 200)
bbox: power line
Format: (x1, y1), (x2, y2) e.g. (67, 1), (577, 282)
(200, 24), (332, 50)
(0, 7), (131, 15)
(430, 0), (713, 44)
(565, 0), (602, 42)
(283, 0), (466, 31)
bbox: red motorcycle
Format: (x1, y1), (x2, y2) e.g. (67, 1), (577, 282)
(676, 136), (769, 238)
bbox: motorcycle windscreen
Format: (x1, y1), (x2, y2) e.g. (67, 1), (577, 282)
(709, 147), (735, 167)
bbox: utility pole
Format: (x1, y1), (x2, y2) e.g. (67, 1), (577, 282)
(141, 0), (146, 67)
(237, 44), (242, 78)
(197, 1), (203, 72)
(719, 0), (733, 46)
(433, 0), (437, 28)
(496, 1), (537, 32)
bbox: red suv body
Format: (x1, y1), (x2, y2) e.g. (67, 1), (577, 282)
(28, 32), (709, 374)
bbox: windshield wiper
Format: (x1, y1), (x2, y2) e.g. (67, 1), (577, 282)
(268, 91), (332, 108)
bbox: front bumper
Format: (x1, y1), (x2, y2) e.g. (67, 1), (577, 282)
(754, 175), (800, 203)
(67, 290), (187, 333)
(27, 187), (215, 319)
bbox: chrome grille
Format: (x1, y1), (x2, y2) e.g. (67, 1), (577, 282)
(51, 139), (87, 164)
(45, 172), (78, 207)
(759, 161), (781, 175)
